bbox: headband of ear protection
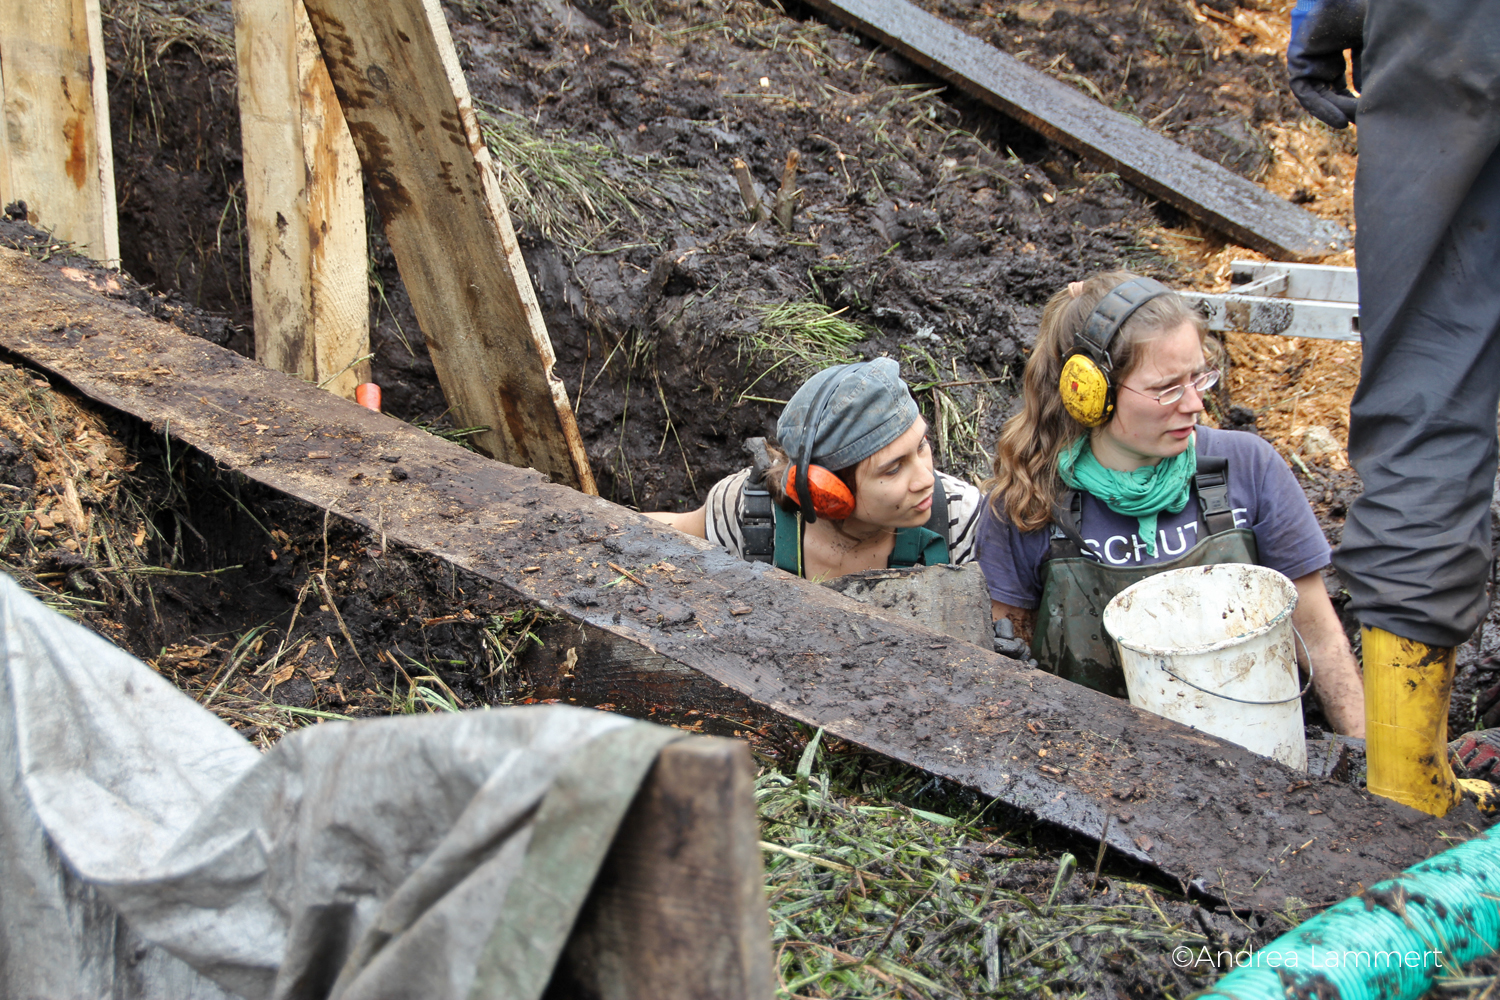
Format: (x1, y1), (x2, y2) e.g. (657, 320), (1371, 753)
(788, 364), (857, 523)
(1058, 276), (1174, 427)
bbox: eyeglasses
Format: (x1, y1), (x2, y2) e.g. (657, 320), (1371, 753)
(1121, 368), (1220, 406)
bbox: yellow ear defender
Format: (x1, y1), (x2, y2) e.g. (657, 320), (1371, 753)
(1058, 276), (1174, 427)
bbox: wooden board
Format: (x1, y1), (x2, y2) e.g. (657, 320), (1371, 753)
(299, 0), (596, 492)
(0, 0), (119, 263)
(825, 562), (992, 648)
(551, 738), (774, 999)
(298, 1), (371, 398)
(0, 246), (1482, 912)
(231, 0), (370, 398)
(797, 0), (1351, 261)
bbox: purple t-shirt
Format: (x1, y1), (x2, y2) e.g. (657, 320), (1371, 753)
(977, 426), (1330, 609)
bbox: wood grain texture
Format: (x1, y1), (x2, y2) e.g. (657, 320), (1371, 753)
(798, 0), (1350, 261)
(297, 1), (370, 398)
(300, 0), (596, 492)
(0, 0), (119, 262)
(0, 245), (1483, 912)
(233, 0), (313, 377)
(547, 738), (774, 1000)
(231, 0), (369, 396)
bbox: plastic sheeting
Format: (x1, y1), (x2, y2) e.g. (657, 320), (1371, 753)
(0, 572), (684, 999)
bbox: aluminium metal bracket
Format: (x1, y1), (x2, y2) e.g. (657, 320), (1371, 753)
(1182, 260), (1359, 341)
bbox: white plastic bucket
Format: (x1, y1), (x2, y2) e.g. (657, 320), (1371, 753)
(1102, 564), (1307, 770)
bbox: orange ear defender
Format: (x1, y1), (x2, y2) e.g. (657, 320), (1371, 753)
(785, 465), (856, 520)
(790, 363), (859, 523)
(1058, 276), (1174, 427)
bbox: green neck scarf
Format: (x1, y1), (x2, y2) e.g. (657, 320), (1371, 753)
(1058, 434), (1197, 557)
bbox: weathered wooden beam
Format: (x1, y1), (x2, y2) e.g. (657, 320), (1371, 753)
(230, 0), (370, 398)
(550, 738), (774, 1000)
(0, 0), (119, 263)
(797, 0), (1351, 261)
(0, 246), (1479, 912)
(298, 0), (596, 493)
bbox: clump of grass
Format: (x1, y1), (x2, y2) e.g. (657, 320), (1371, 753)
(383, 657), (466, 714)
(744, 302), (870, 395)
(101, 0), (236, 77)
(483, 608), (546, 701)
(898, 343), (1010, 484)
(476, 104), (650, 248)
(759, 736), (1228, 998)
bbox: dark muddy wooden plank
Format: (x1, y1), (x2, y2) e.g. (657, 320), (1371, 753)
(0, 247), (1475, 911)
(551, 738), (774, 1000)
(296, 0), (595, 492)
(798, 0), (1350, 261)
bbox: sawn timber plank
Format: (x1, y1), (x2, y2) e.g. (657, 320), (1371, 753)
(0, 247), (1472, 912)
(297, 0), (595, 492)
(0, 0), (119, 263)
(798, 0), (1351, 261)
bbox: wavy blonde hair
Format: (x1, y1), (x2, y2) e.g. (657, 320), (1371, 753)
(983, 271), (1208, 532)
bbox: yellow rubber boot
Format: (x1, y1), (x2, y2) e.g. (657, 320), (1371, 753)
(1363, 626), (1462, 816)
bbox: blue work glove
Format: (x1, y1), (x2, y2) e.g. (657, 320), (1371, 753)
(993, 617), (1038, 667)
(1286, 0), (1364, 129)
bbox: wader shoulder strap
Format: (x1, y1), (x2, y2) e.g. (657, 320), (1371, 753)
(1194, 456), (1235, 536)
(1046, 490), (1090, 561)
(740, 475), (776, 564)
(925, 475), (949, 541)
(771, 503), (802, 574)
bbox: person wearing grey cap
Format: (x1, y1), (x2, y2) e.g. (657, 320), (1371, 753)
(645, 359), (982, 581)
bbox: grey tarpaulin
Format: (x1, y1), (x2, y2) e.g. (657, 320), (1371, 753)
(0, 572), (685, 999)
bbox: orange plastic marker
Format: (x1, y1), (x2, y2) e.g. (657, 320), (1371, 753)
(355, 383), (381, 413)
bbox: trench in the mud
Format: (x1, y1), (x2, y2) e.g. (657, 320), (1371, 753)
(6, 291), (1499, 995)
(13, 0), (1500, 993)
(0, 357), (1230, 870)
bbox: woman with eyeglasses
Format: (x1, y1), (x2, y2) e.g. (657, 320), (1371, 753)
(977, 271), (1365, 735)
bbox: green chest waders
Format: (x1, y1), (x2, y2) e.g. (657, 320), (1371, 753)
(1030, 456), (1259, 698)
(767, 502), (949, 574)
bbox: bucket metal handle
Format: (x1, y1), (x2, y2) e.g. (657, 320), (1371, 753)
(1152, 625), (1314, 707)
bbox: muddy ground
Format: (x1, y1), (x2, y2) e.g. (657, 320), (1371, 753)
(88, 0), (1437, 731)
(1, 245), (1493, 995)
(99, 0), (1317, 505)
(7, 0), (1500, 993)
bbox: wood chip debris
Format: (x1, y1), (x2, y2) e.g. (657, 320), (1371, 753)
(608, 561), (647, 586)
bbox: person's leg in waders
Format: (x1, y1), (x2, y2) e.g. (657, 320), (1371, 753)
(1328, 0), (1500, 816)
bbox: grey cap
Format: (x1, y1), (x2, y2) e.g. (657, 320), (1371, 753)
(777, 358), (920, 471)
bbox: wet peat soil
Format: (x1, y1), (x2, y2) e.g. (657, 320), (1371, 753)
(8, 0), (1500, 992)
(96, 0), (1338, 506)
(89, 0), (1430, 725)
(0, 289), (1317, 1000)
(3, 236), (1495, 998)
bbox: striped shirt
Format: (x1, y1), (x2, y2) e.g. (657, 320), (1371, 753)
(702, 468), (982, 567)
